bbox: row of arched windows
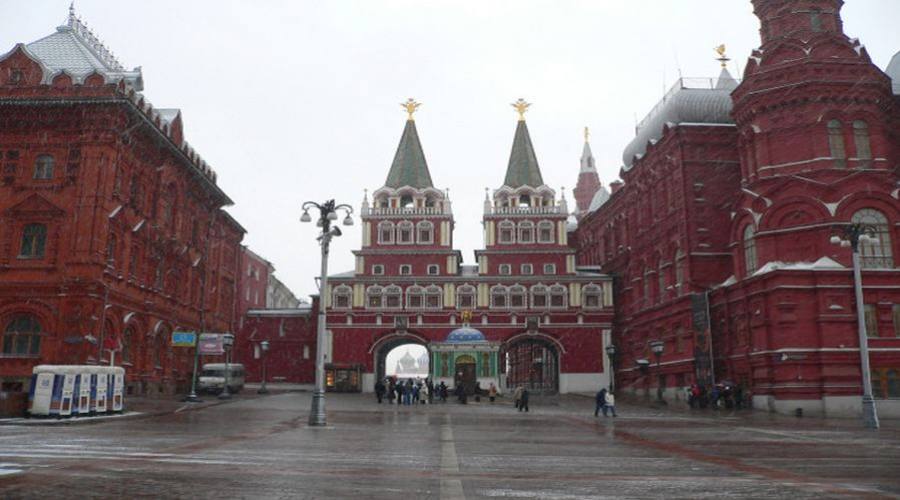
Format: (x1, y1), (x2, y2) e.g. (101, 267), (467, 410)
(331, 283), (605, 310)
(498, 220), (555, 244)
(635, 249), (686, 307)
(377, 220), (433, 245)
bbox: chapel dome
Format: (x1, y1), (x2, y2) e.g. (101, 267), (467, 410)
(445, 327), (486, 343)
(886, 50), (900, 95)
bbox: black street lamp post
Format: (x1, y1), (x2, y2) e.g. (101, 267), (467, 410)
(604, 344), (617, 392)
(219, 333), (235, 400)
(830, 223), (880, 430)
(650, 339), (665, 404)
(258, 340), (270, 395)
(300, 199), (354, 427)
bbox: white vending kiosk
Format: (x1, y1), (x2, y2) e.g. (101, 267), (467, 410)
(110, 367), (125, 412)
(28, 366), (58, 417)
(93, 368), (108, 414)
(58, 367), (77, 418)
(74, 368), (93, 416)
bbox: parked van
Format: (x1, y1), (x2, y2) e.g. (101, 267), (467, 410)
(198, 364), (245, 394)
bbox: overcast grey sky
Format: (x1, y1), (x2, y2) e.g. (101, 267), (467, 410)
(3, 1), (898, 299)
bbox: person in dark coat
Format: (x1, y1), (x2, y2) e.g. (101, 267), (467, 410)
(387, 379), (396, 404)
(439, 382), (448, 403)
(375, 379), (386, 404)
(518, 388), (529, 412)
(594, 388), (607, 417)
(426, 378), (435, 404)
(395, 381), (404, 405)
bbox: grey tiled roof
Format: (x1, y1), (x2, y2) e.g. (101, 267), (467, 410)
(24, 11), (143, 89)
(622, 69), (738, 168)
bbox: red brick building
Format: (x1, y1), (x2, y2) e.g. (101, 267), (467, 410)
(315, 102), (615, 394)
(575, 0), (900, 417)
(0, 10), (244, 396)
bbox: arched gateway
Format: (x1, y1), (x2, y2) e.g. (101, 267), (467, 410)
(503, 335), (560, 394)
(372, 333), (429, 382)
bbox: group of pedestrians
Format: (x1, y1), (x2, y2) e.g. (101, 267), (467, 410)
(512, 385), (530, 412)
(687, 382), (746, 410)
(594, 388), (617, 417)
(375, 377), (450, 405)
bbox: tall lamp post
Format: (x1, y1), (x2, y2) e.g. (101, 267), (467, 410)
(604, 344), (617, 392)
(301, 199), (354, 427)
(830, 223), (880, 430)
(650, 339), (665, 404)
(219, 333), (235, 400)
(258, 340), (270, 394)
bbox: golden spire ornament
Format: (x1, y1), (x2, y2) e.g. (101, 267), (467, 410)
(401, 98), (421, 120)
(715, 44), (730, 68)
(511, 98), (531, 121)
(584, 126), (590, 142)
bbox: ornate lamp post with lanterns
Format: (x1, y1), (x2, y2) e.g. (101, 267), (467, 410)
(830, 223), (880, 430)
(300, 200), (354, 426)
(650, 339), (665, 404)
(604, 344), (617, 393)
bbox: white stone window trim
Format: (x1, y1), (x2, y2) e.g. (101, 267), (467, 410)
(365, 285), (384, 309)
(425, 284), (443, 309)
(520, 263), (533, 275)
(400, 264), (413, 275)
(406, 285), (426, 309)
(377, 221), (395, 244)
(517, 220), (535, 244)
(397, 220), (415, 245)
(383, 285), (403, 310)
(543, 263), (556, 275)
(332, 284), (353, 309)
(427, 264), (440, 275)
(372, 264), (385, 275)
(537, 220), (555, 244)
(490, 284), (509, 309)
(581, 283), (603, 310)
(531, 283), (549, 309)
(509, 284), (528, 309)
(499, 264), (512, 276)
(456, 284), (477, 310)
(498, 220), (516, 244)
(549, 284), (568, 309)
(416, 220), (434, 244)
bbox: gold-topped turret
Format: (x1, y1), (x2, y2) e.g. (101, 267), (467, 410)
(584, 126), (590, 142)
(511, 98), (531, 121)
(715, 44), (730, 68)
(401, 98), (421, 121)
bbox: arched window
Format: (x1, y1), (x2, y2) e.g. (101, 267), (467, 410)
(384, 285), (402, 309)
(490, 285), (508, 308)
(743, 225), (758, 275)
(549, 284), (568, 308)
(425, 285), (442, 309)
(378, 221), (394, 244)
(498, 220), (515, 244)
(33, 154), (54, 180)
(456, 284), (476, 310)
(852, 209), (893, 269)
(674, 248), (685, 294)
(657, 258), (666, 301)
(122, 326), (134, 364)
(827, 120), (846, 167)
(517, 221), (534, 244)
(107, 232), (117, 266)
(332, 285), (352, 309)
(406, 285), (425, 309)
(366, 286), (383, 309)
(509, 285), (527, 309)
(416, 221), (434, 244)
(531, 284), (549, 308)
(19, 223), (47, 259)
(397, 221), (414, 244)
(582, 284), (602, 309)
(2, 314), (41, 355)
(538, 221), (554, 243)
(853, 120), (872, 165)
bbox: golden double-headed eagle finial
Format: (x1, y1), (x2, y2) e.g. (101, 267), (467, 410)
(715, 44), (730, 68)
(511, 98), (531, 121)
(401, 98), (421, 120)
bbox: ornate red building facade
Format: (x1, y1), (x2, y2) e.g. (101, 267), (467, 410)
(575, 0), (900, 416)
(0, 11), (244, 397)
(315, 101), (615, 394)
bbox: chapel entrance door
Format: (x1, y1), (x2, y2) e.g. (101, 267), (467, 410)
(454, 355), (476, 395)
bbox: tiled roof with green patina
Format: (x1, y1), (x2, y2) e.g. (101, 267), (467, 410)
(503, 120), (544, 188)
(384, 120), (433, 189)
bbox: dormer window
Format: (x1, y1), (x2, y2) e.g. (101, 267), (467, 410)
(538, 221), (554, 243)
(499, 220), (515, 244)
(398, 221), (414, 244)
(417, 221), (434, 244)
(33, 155), (54, 180)
(378, 221), (394, 244)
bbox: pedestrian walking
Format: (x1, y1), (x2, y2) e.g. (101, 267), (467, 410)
(395, 380), (403, 405)
(604, 391), (617, 417)
(420, 383), (428, 404)
(439, 382), (448, 403)
(412, 383), (420, 404)
(518, 387), (529, 412)
(488, 383), (498, 403)
(387, 379), (396, 404)
(375, 379), (385, 404)
(594, 388), (607, 417)
(426, 378), (434, 404)
(513, 385), (524, 410)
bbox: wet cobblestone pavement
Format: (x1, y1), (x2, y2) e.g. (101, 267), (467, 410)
(0, 392), (898, 499)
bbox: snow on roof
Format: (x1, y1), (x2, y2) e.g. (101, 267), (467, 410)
(329, 270), (356, 279)
(587, 185), (611, 212)
(751, 256), (845, 277)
